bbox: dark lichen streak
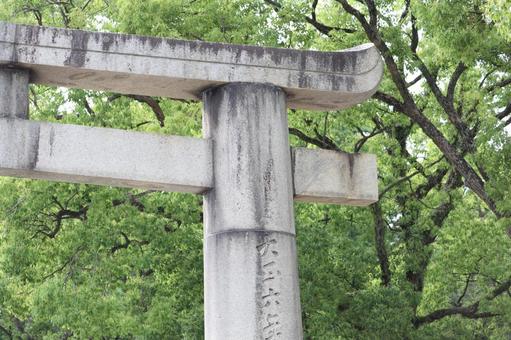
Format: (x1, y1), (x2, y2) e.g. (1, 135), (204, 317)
(203, 41), (228, 57)
(269, 49), (284, 66)
(187, 40), (199, 52)
(25, 25), (40, 45)
(27, 124), (41, 170)
(234, 47), (242, 63)
(51, 29), (58, 44)
(49, 126), (55, 157)
(138, 35), (163, 50)
(330, 51), (355, 74)
(230, 44), (265, 61)
(329, 74), (354, 92)
(298, 72), (310, 88)
(64, 30), (89, 67)
(101, 33), (115, 51)
(165, 38), (186, 54)
(347, 153), (355, 179)
(299, 51), (307, 71)
(10, 25), (20, 64)
(263, 158), (274, 218)
(345, 76), (355, 92)
(202, 84), (225, 135)
(149, 36), (163, 49)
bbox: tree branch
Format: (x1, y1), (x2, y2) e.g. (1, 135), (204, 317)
(22, 6), (44, 26)
(414, 167), (448, 200)
(410, 14), (418, 53)
(414, 56), (467, 133)
(263, 0), (281, 10)
(111, 190), (156, 211)
(338, 0), (500, 217)
(265, 0), (355, 36)
(414, 302), (499, 327)
(380, 170), (420, 199)
(415, 276), (511, 327)
(496, 101), (511, 120)
(354, 126), (383, 152)
(447, 62), (467, 106)
(486, 77), (511, 92)
(111, 231), (130, 254)
(371, 201), (391, 286)
(41, 246), (83, 280)
(111, 231), (149, 254)
(456, 273), (474, 306)
(399, 0), (410, 22)
(479, 69), (496, 88)
(35, 203), (88, 239)
(0, 323), (11, 338)
(126, 95), (165, 127)
(364, 0), (377, 28)
(304, 16), (356, 36)
(109, 94), (166, 127)
(489, 277), (511, 300)
(380, 157), (445, 199)
(407, 74), (422, 88)
(372, 91), (405, 112)
(82, 97), (95, 116)
(289, 127), (341, 151)
(81, 0), (93, 11)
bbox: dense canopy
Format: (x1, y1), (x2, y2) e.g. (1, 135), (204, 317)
(0, 0), (510, 338)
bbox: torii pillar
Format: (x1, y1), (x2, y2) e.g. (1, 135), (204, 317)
(0, 22), (383, 339)
(203, 83), (301, 338)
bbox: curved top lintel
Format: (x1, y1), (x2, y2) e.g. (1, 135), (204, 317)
(0, 21), (383, 111)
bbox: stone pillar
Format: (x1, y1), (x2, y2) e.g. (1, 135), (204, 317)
(202, 83), (303, 340)
(0, 67), (30, 119)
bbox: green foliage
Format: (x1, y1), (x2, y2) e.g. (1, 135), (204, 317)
(0, 0), (510, 338)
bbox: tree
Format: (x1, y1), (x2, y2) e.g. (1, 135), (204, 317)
(0, 0), (509, 338)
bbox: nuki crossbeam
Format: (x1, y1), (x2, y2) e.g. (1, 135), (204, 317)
(0, 118), (377, 205)
(0, 21), (383, 340)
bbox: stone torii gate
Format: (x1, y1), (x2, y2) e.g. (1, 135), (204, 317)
(0, 22), (382, 339)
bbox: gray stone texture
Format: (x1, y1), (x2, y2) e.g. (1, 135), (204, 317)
(0, 21), (383, 110)
(293, 148), (377, 205)
(203, 83), (303, 339)
(205, 231), (302, 340)
(0, 118), (213, 193)
(0, 114), (377, 203)
(0, 67), (29, 119)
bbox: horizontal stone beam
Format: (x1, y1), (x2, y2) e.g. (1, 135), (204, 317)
(0, 118), (213, 194)
(0, 22), (383, 111)
(292, 148), (377, 206)
(0, 119), (377, 205)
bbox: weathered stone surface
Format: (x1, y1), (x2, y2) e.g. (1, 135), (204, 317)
(0, 21), (383, 110)
(203, 83), (303, 339)
(0, 118), (377, 204)
(0, 118), (212, 194)
(203, 83), (294, 234)
(204, 231), (302, 340)
(293, 148), (378, 206)
(0, 67), (29, 119)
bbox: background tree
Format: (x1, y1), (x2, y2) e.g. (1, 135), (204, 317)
(0, 0), (509, 338)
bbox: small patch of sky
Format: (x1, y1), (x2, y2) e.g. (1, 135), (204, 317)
(92, 15), (116, 32)
(407, 138), (428, 162)
(388, 212), (402, 234)
(56, 88), (76, 119)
